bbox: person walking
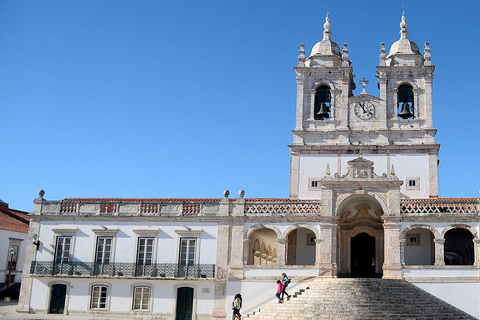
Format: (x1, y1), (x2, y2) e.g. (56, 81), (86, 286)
(275, 280), (284, 303)
(281, 272), (291, 300)
(232, 293), (242, 320)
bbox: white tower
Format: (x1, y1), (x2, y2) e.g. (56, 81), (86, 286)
(289, 14), (439, 199)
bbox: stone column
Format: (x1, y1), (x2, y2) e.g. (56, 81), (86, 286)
(314, 238), (322, 268)
(382, 219), (402, 279)
(434, 239), (445, 267)
(289, 153), (300, 199)
(276, 238), (286, 266)
(229, 223), (245, 278)
(473, 239), (480, 267)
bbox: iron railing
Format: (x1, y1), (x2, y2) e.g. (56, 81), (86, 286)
(30, 261), (215, 279)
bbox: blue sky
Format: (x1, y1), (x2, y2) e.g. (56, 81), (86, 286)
(1, 1), (479, 212)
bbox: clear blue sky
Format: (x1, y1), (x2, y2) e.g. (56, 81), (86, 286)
(1, 1), (479, 212)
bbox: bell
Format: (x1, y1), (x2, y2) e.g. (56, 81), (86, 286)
(398, 102), (413, 119)
(316, 103), (330, 119)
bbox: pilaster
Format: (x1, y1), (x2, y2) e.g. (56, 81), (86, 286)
(382, 219), (402, 279)
(474, 239), (480, 267)
(17, 220), (40, 313)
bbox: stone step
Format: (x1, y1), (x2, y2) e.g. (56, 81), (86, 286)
(245, 278), (475, 319)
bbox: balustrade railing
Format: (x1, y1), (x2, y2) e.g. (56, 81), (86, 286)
(30, 261), (215, 279)
(400, 198), (479, 214)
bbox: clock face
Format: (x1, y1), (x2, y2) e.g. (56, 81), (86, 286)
(354, 100), (375, 120)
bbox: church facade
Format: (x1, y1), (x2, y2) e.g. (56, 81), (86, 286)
(17, 14), (480, 319)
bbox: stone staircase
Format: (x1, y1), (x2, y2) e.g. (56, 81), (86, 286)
(245, 278), (475, 320)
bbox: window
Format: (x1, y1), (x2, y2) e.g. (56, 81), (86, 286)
(397, 84), (414, 119)
(90, 285), (108, 310)
(133, 286), (150, 310)
(406, 177), (420, 190)
(407, 233), (420, 246)
(55, 236), (72, 263)
(179, 238), (196, 267)
(308, 178), (321, 191)
(137, 238), (154, 266)
(314, 85), (331, 120)
(95, 237), (112, 264)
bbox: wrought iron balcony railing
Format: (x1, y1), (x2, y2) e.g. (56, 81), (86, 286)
(30, 261), (216, 279)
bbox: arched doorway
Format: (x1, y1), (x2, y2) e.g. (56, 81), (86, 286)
(337, 196), (384, 278)
(351, 232), (375, 277)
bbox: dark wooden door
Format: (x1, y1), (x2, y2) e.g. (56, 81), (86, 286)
(49, 284), (67, 314)
(176, 287), (193, 320)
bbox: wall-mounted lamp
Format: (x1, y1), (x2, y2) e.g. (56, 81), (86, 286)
(32, 234), (40, 250)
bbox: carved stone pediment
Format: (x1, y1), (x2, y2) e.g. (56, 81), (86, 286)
(339, 204), (383, 225)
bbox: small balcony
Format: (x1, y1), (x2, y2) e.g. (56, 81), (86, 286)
(30, 261), (216, 279)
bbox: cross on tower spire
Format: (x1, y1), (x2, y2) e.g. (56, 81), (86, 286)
(359, 78), (369, 94)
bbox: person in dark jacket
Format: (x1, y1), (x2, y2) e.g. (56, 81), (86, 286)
(281, 273), (291, 300)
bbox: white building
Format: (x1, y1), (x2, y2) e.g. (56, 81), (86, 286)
(17, 14), (480, 319)
(0, 200), (29, 287)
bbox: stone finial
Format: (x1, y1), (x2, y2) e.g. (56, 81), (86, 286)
(298, 43), (306, 67)
(424, 41), (431, 66)
(391, 164), (396, 176)
(342, 43), (349, 66)
(399, 13), (409, 40)
(38, 190), (45, 199)
(322, 13), (332, 41)
(239, 190), (245, 198)
(379, 42), (386, 66)
(223, 190), (230, 198)
(326, 164), (331, 176)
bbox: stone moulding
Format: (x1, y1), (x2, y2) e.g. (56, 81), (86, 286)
(33, 198), (480, 217)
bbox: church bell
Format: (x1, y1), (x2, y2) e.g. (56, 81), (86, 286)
(317, 103), (330, 119)
(398, 102), (413, 119)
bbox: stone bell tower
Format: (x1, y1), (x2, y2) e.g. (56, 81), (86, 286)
(289, 13), (439, 200)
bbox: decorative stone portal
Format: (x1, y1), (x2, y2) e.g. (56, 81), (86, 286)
(337, 198), (384, 278)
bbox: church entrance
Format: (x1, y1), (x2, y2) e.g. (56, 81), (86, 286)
(351, 233), (375, 278)
(336, 195), (384, 278)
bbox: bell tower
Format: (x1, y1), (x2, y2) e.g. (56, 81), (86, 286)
(289, 13), (439, 200)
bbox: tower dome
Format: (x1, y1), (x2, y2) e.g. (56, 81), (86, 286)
(386, 14), (422, 66)
(306, 14), (342, 67)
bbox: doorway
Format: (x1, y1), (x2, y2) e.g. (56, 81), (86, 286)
(351, 233), (375, 278)
(176, 287), (194, 320)
(49, 284), (67, 314)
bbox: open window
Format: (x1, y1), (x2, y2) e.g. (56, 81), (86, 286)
(397, 84), (414, 119)
(314, 85), (331, 120)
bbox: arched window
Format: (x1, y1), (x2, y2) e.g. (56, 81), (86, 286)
(314, 85), (331, 120)
(444, 228), (474, 265)
(90, 284), (108, 310)
(397, 84), (414, 119)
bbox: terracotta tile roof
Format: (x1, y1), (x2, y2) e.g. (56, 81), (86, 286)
(63, 198), (223, 202)
(0, 207), (29, 234)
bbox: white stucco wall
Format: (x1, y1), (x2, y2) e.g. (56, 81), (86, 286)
(34, 221), (218, 265)
(30, 278), (215, 315)
(297, 153), (431, 199)
(413, 282), (480, 319)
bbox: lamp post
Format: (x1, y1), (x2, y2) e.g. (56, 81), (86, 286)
(6, 248), (15, 291)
